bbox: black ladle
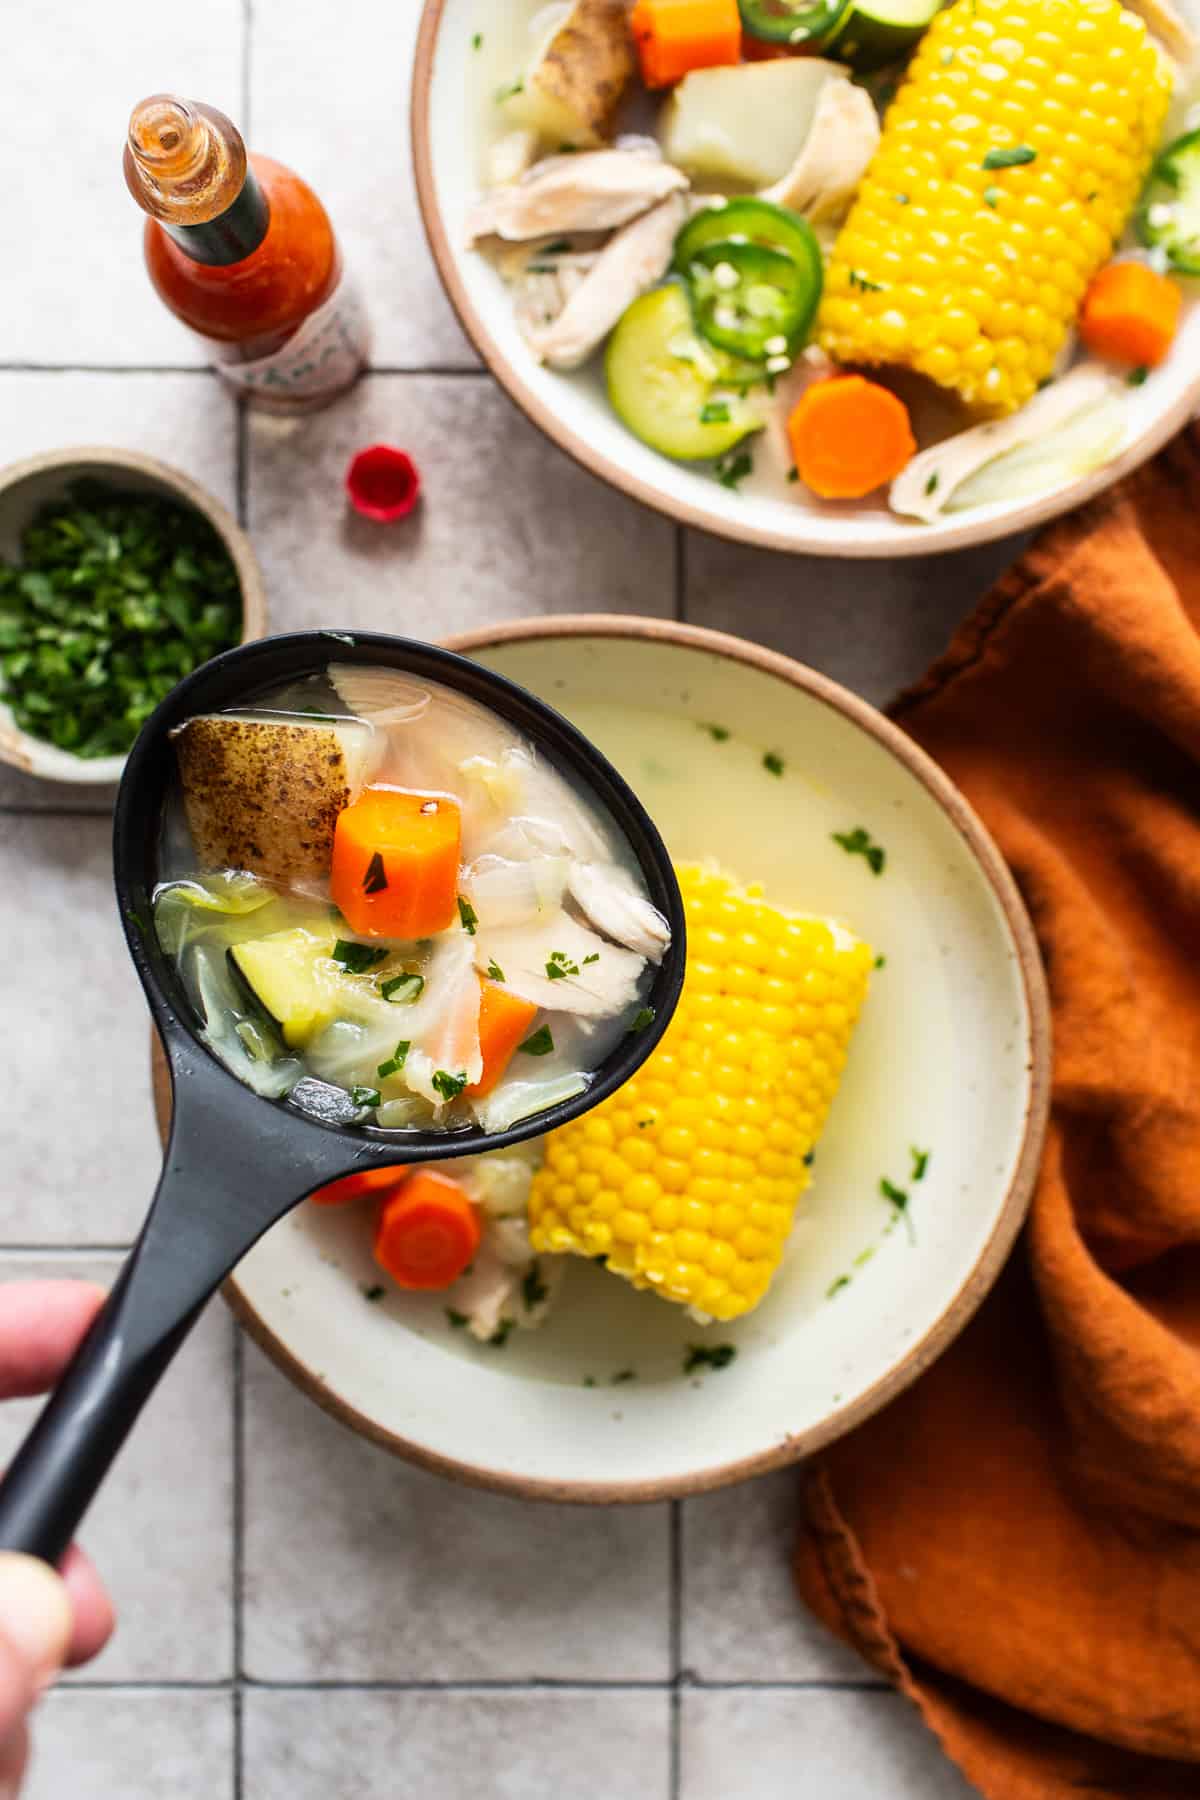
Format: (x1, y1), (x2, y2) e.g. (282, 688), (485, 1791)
(0, 630), (685, 1564)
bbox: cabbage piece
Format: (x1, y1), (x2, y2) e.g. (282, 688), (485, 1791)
(464, 854), (571, 929)
(945, 394), (1128, 512)
(191, 943), (302, 1100)
(472, 1071), (590, 1134)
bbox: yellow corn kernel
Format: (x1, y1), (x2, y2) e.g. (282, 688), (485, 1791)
(527, 865), (872, 1322)
(818, 0), (1171, 415)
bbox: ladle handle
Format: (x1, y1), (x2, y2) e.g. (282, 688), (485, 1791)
(0, 1034), (362, 1565)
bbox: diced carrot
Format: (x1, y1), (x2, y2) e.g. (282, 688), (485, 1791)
(1079, 261), (1181, 370)
(787, 375), (916, 500)
(309, 1166), (410, 1207)
(467, 978), (540, 1099)
(630, 0), (741, 88)
(373, 1170), (481, 1291)
(330, 786), (461, 939)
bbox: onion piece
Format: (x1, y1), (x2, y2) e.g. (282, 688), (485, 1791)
(464, 855), (571, 928)
(472, 1071), (590, 1134)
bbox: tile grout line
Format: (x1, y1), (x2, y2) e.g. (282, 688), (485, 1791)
(669, 1500), (683, 1800)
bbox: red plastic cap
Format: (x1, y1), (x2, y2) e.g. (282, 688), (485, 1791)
(345, 444), (421, 522)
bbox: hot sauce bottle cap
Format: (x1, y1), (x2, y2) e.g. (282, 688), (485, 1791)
(345, 445), (421, 522)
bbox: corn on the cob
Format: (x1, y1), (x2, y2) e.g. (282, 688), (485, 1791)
(818, 0), (1171, 415)
(527, 864), (872, 1321)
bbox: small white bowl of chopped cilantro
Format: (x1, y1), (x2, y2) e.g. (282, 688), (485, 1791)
(0, 447), (266, 784)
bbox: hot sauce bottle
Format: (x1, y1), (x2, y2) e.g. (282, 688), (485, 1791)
(123, 94), (367, 411)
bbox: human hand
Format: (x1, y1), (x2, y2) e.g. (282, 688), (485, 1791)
(0, 1283), (116, 1797)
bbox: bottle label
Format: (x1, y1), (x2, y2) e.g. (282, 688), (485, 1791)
(216, 275), (369, 404)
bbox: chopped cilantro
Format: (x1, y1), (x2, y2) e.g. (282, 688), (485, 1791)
(1128, 366), (1149, 386)
(361, 1284), (386, 1302)
(827, 1274), (851, 1298)
(583, 1375), (597, 1388)
(495, 77), (523, 100)
(982, 145), (1036, 169)
(881, 1176), (909, 1210)
(582, 952), (600, 966)
(628, 1006), (656, 1034)
(546, 949), (580, 980)
(522, 1262), (549, 1310)
(350, 1086), (381, 1109)
(787, 467), (799, 483)
(714, 448), (753, 491)
(446, 1308), (469, 1328)
(701, 722), (730, 741)
(432, 1069), (468, 1103)
(519, 1025), (554, 1056)
(849, 269), (885, 292)
(832, 825), (886, 875)
(803, 1150), (815, 1167)
(486, 958), (506, 982)
(376, 1040), (411, 1080)
(362, 851), (388, 895)
(457, 895), (478, 935)
(471, 31), (483, 48)
(333, 940), (388, 974)
(853, 1246), (876, 1268)
(542, 237), (572, 255)
(911, 1146), (931, 1182)
(700, 400), (731, 424)
(925, 473), (940, 495)
(763, 751), (785, 777)
(683, 1343), (737, 1374)
(983, 186), (1001, 209)
(874, 953), (887, 969)
(381, 972), (424, 1004)
(611, 1369), (636, 1384)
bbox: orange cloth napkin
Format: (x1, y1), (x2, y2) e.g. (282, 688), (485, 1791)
(795, 428), (1200, 1800)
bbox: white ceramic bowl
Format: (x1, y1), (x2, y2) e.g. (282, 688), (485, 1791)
(155, 619), (1051, 1500)
(411, 0), (1200, 559)
(0, 448), (266, 784)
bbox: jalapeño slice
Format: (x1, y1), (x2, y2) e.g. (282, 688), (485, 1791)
(737, 0), (850, 46)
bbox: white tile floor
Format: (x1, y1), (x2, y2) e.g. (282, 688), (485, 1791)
(0, 3), (1008, 1793)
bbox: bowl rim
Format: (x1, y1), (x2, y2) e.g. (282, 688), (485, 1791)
(183, 614), (1052, 1503)
(410, 0), (1200, 561)
(0, 445), (267, 783)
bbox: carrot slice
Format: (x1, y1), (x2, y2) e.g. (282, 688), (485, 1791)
(630, 0), (741, 87)
(373, 1170), (481, 1291)
(787, 375), (916, 500)
(330, 787), (461, 939)
(309, 1166), (410, 1208)
(467, 979), (540, 1099)
(1079, 261), (1181, 370)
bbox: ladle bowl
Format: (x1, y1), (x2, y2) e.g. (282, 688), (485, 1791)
(0, 630), (685, 1562)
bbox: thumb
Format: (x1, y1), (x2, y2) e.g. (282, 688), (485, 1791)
(0, 1555), (72, 1690)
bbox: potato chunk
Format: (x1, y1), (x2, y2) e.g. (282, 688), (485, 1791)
(502, 0), (636, 148)
(659, 61), (849, 189)
(173, 713), (377, 884)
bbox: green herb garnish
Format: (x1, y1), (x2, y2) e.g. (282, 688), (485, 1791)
(541, 238), (572, 255)
(519, 1025), (554, 1056)
(700, 400), (732, 424)
(381, 973), (424, 1004)
(849, 269), (885, 292)
(803, 1150), (816, 1167)
(488, 1319), (515, 1348)
(628, 1007), (656, 1034)
(983, 186), (1001, 208)
(486, 959), (505, 982)
(763, 751), (785, 777)
(350, 1086), (381, 1109)
(446, 1308), (469, 1328)
(611, 1369), (636, 1384)
(982, 145), (1036, 170)
(362, 1284), (386, 1302)
(893, 192), (909, 204)
(0, 481), (241, 758)
(432, 1069), (468, 1102)
(522, 1262), (549, 1310)
(787, 467), (799, 483)
(472, 31), (483, 48)
(333, 940), (388, 973)
(701, 722), (730, 741)
(582, 953), (600, 966)
(881, 1176), (908, 1210)
(832, 826), (886, 875)
(714, 448), (753, 491)
(874, 953), (887, 969)
(1128, 366), (1149, 386)
(376, 1040), (411, 1080)
(911, 1147), (930, 1182)
(683, 1344), (737, 1374)
(925, 473), (940, 495)
(496, 77), (523, 100)
(583, 1375), (596, 1387)
(545, 949), (580, 980)
(457, 896), (478, 936)
(827, 1275), (851, 1298)
(362, 852), (388, 895)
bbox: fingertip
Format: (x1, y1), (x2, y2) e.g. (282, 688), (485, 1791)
(59, 1547), (115, 1668)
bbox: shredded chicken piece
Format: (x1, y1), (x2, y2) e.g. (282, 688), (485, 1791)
(488, 128), (540, 186)
(566, 861), (672, 960)
(466, 144), (687, 244)
(759, 79), (880, 224)
(517, 193), (687, 369)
